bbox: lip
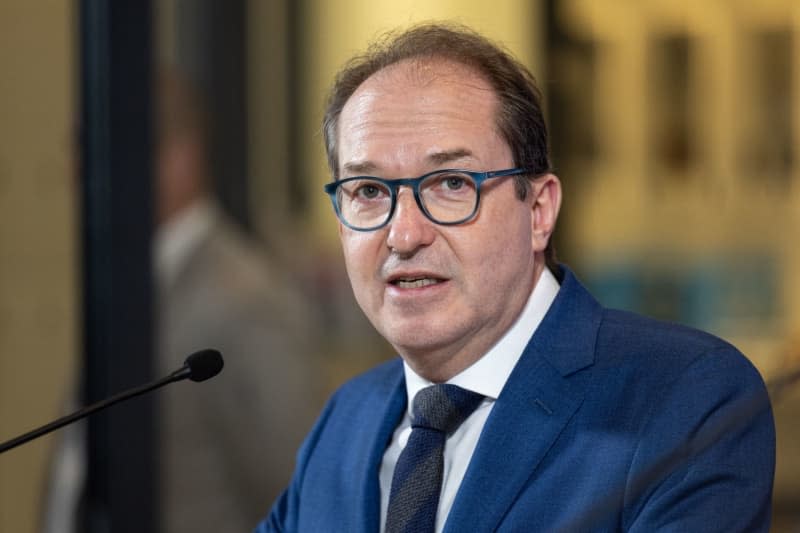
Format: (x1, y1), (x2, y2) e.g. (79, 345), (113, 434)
(384, 270), (450, 296)
(385, 269), (447, 284)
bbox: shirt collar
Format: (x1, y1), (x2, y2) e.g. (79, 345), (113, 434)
(154, 198), (216, 288)
(403, 267), (561, 412)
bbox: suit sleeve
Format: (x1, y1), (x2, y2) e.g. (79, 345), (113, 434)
(623, 345), (776, 532)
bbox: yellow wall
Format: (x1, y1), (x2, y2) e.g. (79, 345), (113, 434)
(0, 2), (77, 533)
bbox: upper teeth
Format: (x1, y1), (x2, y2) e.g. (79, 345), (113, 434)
(395, 278), (438, 289)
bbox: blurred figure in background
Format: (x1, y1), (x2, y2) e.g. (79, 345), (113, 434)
(40, 70), (321, 533)
(154, 70), (322, 533)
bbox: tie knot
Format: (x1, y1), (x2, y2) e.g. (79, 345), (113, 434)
(411, 384), (485, 435)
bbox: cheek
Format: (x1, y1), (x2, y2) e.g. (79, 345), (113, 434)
(341, 231), (383, 286)
(460, 211), (533, 287)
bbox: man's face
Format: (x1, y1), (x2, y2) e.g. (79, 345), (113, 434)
(336, 59), (549, 381)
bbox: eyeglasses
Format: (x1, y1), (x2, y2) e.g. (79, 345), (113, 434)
(323, 168), (532, 231)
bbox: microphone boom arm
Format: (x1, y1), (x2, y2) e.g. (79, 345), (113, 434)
(0, 349), (223, 454)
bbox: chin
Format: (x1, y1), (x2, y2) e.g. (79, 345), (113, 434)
(383, 323), (462, 356)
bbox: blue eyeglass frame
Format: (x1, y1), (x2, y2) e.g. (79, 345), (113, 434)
(323, 167), (533, 231)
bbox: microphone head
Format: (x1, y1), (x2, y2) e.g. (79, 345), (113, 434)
(184, 349), (224, 382)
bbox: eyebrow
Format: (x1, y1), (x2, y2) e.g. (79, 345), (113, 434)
(341, 148), (476, 177)
(426, 148), (475, 166)
(341, 161), (378, 176)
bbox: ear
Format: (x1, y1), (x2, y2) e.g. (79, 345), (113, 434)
(530, 173), (562, 252)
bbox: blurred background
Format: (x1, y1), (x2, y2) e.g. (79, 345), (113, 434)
(1, 0), (798, 532)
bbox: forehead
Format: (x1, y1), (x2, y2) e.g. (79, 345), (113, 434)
(343, 58), (498, 121)
(337, 59), (509, 174)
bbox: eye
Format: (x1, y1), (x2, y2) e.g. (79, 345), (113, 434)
(355, 183), (381, 199)
(345, 179), (389, 202)
(430, 173), (475, 194)
(443, 175), (466, 190)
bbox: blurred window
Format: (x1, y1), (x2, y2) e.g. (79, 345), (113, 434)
(549, 38), (599, 167)
(648, 34), (697, 177)
(741, 28), (794, 186)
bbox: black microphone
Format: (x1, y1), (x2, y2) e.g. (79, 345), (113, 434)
(0, 349), (224, 454)
(167, 349), (225, 383)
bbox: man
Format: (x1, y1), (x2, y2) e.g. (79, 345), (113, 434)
(155, 71), (322, 533)
(256, 23), (774, 532)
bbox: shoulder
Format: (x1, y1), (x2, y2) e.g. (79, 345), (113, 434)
(549, 265), (763, 387)
(293, 357), (404, 472)
(553, 265), (767, 415)
(595, 307), (763, 389)
(304, 357), (404, 448)
(328, 357), (404, 407)
(600, 308), (730, 354)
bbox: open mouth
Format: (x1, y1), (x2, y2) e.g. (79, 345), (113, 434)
(390, 277), (443, 289)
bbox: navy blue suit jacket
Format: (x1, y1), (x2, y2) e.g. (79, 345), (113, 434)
(256, 267), (775, 532)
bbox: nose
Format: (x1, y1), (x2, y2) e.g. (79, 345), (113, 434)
(385, 187), (436, 255)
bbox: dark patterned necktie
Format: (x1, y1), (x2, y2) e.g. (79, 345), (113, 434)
(385, 384), (485, 533)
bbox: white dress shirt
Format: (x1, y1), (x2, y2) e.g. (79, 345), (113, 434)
(379, 268), (561, 532)
(154, 198), (216, 289)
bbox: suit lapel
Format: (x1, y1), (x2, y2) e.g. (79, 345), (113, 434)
(444, 268), (602, 532)
(354, 361), (406, 533)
